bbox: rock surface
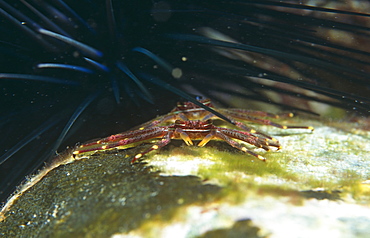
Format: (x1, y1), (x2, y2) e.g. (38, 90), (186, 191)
(1, 117), (369, 238)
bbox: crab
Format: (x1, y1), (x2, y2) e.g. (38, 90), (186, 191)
(73, 98), (313, 162)
(138, 98), (312, 139)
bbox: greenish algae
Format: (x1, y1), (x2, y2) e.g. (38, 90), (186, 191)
(146, 117), (370, 204)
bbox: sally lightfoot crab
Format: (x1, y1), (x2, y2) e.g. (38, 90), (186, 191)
(73, 98), (313, 162)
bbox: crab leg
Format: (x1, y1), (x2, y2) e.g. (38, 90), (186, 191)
(73, 126), (169, 155)
(220, 109), (314, 131)
(132, 131), (173, 163)
(79, 127), (162, 147)
(132, 126), (198, 162)
(198, 130), (267, 161)
(200, 111), (279, 140)
(220, 128), (281, 149)
(174, 128), (194, 146)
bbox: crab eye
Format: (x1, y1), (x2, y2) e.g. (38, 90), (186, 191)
(195, 95), (205, 101)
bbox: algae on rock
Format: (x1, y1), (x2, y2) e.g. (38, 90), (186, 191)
(1, 118), (370, 238)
